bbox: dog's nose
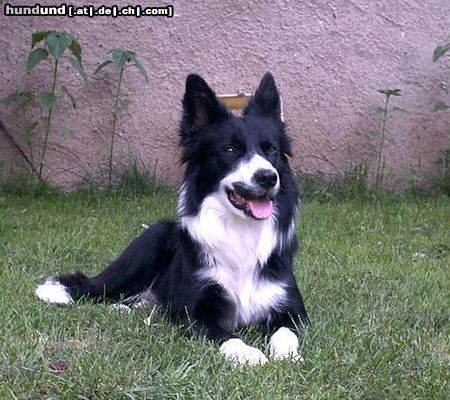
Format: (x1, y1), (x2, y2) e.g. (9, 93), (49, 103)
(253, 169), (278, 189)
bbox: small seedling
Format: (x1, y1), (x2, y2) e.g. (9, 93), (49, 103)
(2, 31), (87, 180)
(375, 88), (405, 189)
(94, 49), (148, 187)
(28, 31), (87, 179)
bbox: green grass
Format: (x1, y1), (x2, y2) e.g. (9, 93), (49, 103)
(0, 189), (449, 399)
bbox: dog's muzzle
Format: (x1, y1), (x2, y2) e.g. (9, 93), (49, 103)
(226, 169), (279, 220)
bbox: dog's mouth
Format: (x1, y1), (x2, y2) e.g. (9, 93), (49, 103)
(226, 188), (274, 220)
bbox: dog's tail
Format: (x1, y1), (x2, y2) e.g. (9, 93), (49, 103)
(35, 221), (176, 305)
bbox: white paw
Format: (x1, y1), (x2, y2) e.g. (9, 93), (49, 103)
(35, 278), (73, 305)
(269, 327), (303, 362)
(219, 338), (268, 366)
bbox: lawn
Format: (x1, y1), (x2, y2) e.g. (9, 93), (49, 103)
(0, 189), (449, 399)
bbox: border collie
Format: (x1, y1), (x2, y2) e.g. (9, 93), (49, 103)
(36, 72), (309, 366)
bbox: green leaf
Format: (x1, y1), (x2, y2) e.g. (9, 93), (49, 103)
(39, 91), (57, 112)
(18, 92), (36, 108)
(375, 106), (385, 114)
(20, 122), (39, 144)
(113, 98), (132, 116)
(31, 31), (49, 48)
(24, 121), (39, 136)
(2, 91), (36, 107)
(45, 32), (72, 59)
(1, 92), (19, 106)
(433, 44), (450, 62)
(61, 85), (76, 109)
(378, 88), (402, 97)
(59, 127), (73, 138)
(433, 101), (450, 112)
(392, 106), (408, 113)
(111, 49), (126, 70)
(26, 48), (49, 71)
(94, 60), (113, 75)
(133, 58), (149, 83)
(0, 160), (5, 169)
(68, 56), (88, 83)
(68, 38), (82, 63)
(111, 49), (135, 70)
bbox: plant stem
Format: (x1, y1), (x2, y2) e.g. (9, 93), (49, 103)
(38, 58), (58, 180)
(0, 117), (40, 178)
(108, 65), (125, 187)
(375, 94), (390, 189)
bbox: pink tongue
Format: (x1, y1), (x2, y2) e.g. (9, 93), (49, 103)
(247, 198), (273, 219)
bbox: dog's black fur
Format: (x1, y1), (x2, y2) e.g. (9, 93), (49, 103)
(36, 73), (309, 353)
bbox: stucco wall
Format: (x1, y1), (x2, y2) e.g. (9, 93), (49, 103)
(0, 0), (449, 188)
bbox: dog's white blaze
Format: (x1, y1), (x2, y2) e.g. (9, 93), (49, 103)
(220, 338), (268, 366)
(181, 191), (286, 327)
(221, 154), (280, 193)
(269, 327), (303, 361)
(35, 278), (73, 305)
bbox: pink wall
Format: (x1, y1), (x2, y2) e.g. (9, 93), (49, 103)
(1, 0), (449, 189)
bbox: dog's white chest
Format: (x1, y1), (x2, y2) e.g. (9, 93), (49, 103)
(202, 262), (286, 327)
(182, 195), (287, 327)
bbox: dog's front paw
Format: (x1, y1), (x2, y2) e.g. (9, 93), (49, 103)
(269, 327), (304, 362)
(220, 338), (268, 366)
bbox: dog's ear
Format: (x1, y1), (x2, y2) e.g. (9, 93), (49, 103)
(182, 74), (229, 133)
(244, 72), (281, 119)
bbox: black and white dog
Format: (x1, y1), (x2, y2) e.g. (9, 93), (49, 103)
(36, 72), (309, 366)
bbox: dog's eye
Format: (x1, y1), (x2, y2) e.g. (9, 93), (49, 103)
(225, 146), (236, 153)
(266, 145), (277, 154)
(262, 142), (278, 154)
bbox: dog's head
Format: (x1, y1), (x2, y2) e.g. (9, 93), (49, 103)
(179, 73), (293, 221)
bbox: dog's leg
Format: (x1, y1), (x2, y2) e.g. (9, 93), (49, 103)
(191, 284), (268, 366)
(267, 287), (309, 362)
(219, 338), (268, 366)
(192, 320), (268, 366)
(266, 310), (307, 361)
(36, 221), (176, 304)
(268, 326), (303, 362)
